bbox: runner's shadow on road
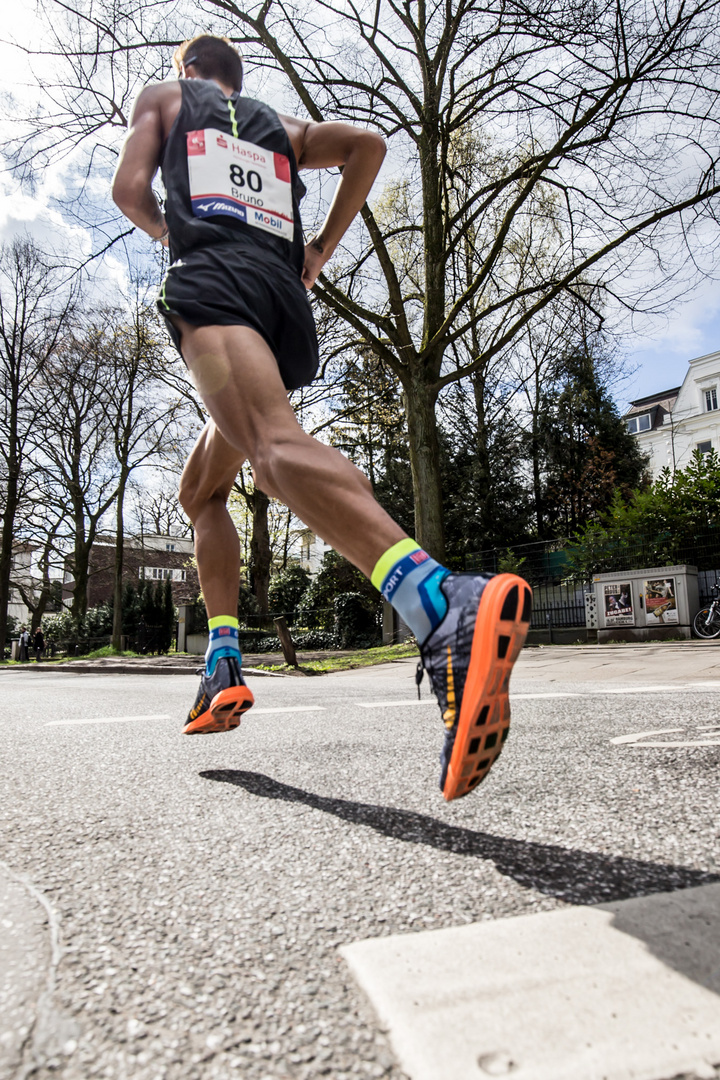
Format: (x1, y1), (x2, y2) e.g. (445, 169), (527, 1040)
(200, 769), (718, 905)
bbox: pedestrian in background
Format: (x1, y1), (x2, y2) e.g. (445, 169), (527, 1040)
(34, 625), (45, 662)
(19, 627), (30, 662)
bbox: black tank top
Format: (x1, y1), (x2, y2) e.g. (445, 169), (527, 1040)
(160, 80), (306, 275)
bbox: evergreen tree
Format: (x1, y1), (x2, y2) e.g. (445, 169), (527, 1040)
(159, 577), (175, 654)
(330, 350), (415, 536)
(121, 582), (138, 639)
(534, 346), (649, 536)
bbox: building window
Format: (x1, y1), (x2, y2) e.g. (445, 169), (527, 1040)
(697, 440), (712, 455)
(626, 413), (651, 434)
(141, 567), (186, 582)
(165, 543), (175, 551)
(705, 388), (718, 412)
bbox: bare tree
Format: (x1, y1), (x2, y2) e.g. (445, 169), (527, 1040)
(0, 237), (76, 657)
(129, 480), (193, 540)
(37, 320), (120, 621)
(11, 0), (720, 556)
(99, 296), (189, 649)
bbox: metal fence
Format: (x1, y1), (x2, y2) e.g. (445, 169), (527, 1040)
(466, 534), (720, 630)
(465, 542), (590, 630)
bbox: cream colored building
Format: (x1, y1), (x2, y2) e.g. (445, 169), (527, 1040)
(624, 349), (720, 476)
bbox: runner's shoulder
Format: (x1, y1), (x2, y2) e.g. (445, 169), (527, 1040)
(133, 81), (182, 113)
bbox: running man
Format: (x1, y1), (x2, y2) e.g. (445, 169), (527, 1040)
(112, 35), (532, 800)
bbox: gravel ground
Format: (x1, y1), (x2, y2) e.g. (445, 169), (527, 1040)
(0, 658), (718, 1080)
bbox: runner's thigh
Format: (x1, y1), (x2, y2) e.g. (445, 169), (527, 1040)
(175, 319), (304, 458)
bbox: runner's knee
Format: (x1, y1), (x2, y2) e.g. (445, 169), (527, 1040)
(250, 430), (310, 496)
(178, 473), (228, 523)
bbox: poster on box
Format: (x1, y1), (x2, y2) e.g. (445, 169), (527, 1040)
(644, 578), (679, 624)
(603, 583), (634, 625)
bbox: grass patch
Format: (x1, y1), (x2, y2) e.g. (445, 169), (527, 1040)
(82, 645), (144, 660)
(35, 646), (145, 663)
(254, 640), (418, 675)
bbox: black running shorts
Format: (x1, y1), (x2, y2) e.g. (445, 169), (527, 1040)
(158, 242), (319, 391)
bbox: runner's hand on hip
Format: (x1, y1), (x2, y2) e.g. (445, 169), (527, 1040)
(302, 241), (326, 290)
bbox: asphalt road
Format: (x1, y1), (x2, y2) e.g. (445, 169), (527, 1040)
(1, 648), (719, 1080)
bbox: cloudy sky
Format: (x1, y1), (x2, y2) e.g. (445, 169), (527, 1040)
(2, 0), (719, 407)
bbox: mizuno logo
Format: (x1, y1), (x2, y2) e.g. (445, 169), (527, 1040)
(190, 694), (207, 720)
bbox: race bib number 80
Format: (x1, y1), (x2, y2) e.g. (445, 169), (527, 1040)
(187, 128), (294, 241)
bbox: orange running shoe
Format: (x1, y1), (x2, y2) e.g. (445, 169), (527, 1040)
(417, 572), (532, 801)
(183, 656), (254, 735)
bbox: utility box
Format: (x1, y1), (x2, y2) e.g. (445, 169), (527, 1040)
(594, 565), (699, 643)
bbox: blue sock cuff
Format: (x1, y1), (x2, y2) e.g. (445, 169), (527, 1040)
(380, 549), (434, 601)
(205, 625), (241, 676)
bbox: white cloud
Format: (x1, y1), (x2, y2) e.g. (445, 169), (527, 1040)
(618, 279), (720, 405)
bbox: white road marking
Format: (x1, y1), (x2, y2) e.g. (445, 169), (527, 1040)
(45, 705), (326, 728)
(512, 692), (579, 699)
(46, 714), (173, 728)
(356, 700), (438, 708)
(602, 685), (679, 694)
(610, 728), (684, 744)
(360, 683), (720, 709)
(629, 739), (720, 747)
(250, 706), (325, 715)
(611, 727), (720, 748)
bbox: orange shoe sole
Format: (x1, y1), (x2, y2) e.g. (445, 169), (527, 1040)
(443, 574), (532, 801)
(182, 684), (255, 735)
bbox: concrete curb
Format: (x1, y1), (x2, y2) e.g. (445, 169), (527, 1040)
(0, 662), (289, 677)
(342, 883), (720, 1080)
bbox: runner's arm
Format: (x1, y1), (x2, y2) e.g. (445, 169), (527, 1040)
(280, 117), (386, 288)
(112, 86), (169, 243)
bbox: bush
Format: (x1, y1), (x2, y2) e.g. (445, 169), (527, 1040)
(294, 629), (339, 650)
(268, 564), (311, 623)
(237, 628), (340, 654)
(566, 449), (720, 578)
(334, 592), (381, 649)
(43, 606), (112, 653)
(122, 579), (176, 653)
(293, 600), (334, 630)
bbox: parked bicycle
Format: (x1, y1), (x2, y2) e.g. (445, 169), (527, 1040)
(693, 583), (720, 639)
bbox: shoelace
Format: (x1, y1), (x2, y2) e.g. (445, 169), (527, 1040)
(416, 660), (424, 698)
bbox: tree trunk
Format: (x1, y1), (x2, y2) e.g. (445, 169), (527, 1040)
(71, 531), (92, 624)
(112, 473), (128, 651)
(0, 470), (20, 658)
(403, 374), (445, 561)
(471, 370), (495, 547)
(250, 487), (271, 624)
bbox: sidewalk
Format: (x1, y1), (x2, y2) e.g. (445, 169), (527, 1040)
(0, 649), (365, 676)
(514, 639), (720, 685)
(5, 638), (720, 681)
